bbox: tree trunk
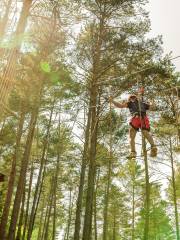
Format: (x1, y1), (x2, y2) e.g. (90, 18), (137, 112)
(73, 106), (91, 240)
(112, 213), (116, 240)
(64, 188), (74, 240)
(103, 100), (112, 240)
(22, 163), (34, 240)
(52, 153), (60, 240)
(82, 13), (105, 240)
(41, 202), (49, 240)
(7, 105), (39, 240)
(0, 106), (25, 239)
(37, 199), (45, 240)
(52, 110), (62, 240)
(16, 187), (26, 240)
(82, 86), (99, 240)
(0, 0), (32, 110)
(44, 178), (55, 240)
(27, 100), (55, 240)
(32, 164), (47, 237)
(41, 178), (54, 240)
(170, 138), (180, 240)
(132, 176), (135, 240)
(143, 137), (150, 240)
(102, 157), (112, 240)
(131, 159), (136, 240)
(0, 0), (12, 38)
(94, 168), (100, 240)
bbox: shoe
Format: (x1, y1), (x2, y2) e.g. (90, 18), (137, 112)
(150, 146), (157, 157)
(128, 151), (137, 158)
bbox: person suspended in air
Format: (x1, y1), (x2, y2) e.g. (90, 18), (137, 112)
(109, 91), (157, 158)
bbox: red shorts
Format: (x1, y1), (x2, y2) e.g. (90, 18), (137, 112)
(130, 116), (150, 131)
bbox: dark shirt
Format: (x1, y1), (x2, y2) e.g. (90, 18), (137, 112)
(127, 100), (150, 116)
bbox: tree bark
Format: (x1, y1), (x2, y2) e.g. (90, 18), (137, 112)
(0, 0), (12, 38)
(41, 203), (49, 240)
(82, 11), (105, 240)
(143, 137), (150, 240)
(102, 156), (112, 240)
(82, 86), (99, 240)
(41, 177), (54, 240)
(52, 153), (60, 240)
(0, 0), (32, 110)
(44, 178), (55, 240)
(73, 106), (91, 240)
(27, 100), (55, 240)
(22, 163), (34, 240)
(37, 199), (45, 240)
(132, 175), (135, 240)
(7, 105), (39, 240)
(16, 187), (26, 240)
(103, 101), (112, 240)
(52, 109), (62, 239)
(94, 168), (100, 240)
(112, 213), (116, 240)
(131, 159), (136, 240)
(170, 138), (180, 240)
(0, 106), (25, 239)
(64, 188), (74, 240)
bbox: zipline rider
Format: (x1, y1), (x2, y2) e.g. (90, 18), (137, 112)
(109, 93), (158, 158)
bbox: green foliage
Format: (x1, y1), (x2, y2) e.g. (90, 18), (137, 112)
(167, 164), (180, 201)
(136, 185), (175, 239)
(40, 61), (51, 73)
(31, 228), (39, 240)
(49, 71), (60, 85)
(99, 110), (126, 138)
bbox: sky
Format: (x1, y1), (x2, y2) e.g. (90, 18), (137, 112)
(147, 0), (180, 71)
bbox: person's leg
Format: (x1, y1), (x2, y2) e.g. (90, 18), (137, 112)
(142, 130), (157, 157)
(129, 126), (137, 157)
(141, 116), (157, 157)
(142, 130), (155, 146)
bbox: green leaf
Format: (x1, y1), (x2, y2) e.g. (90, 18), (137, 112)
(40, 61), (51, 73)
